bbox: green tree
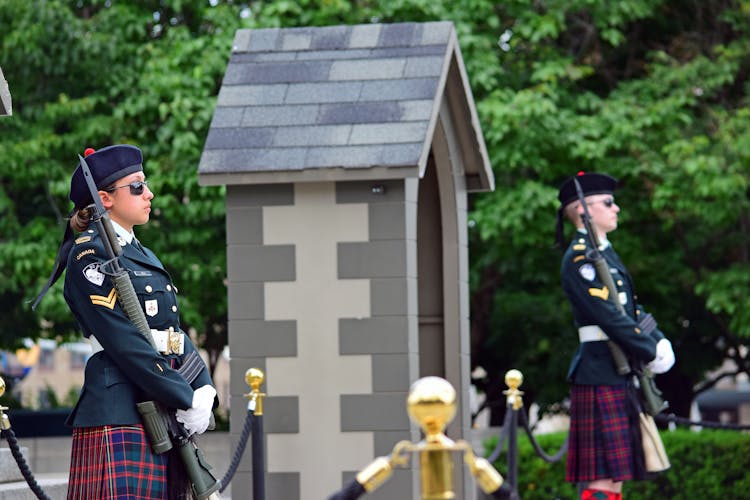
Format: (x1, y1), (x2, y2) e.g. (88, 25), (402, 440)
(2, 0), (749, 423)
(468, 0), (750, 421)
(0, 0), (246, 375)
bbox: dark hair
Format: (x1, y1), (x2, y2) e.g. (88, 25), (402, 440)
(69, 207), (91, 233)
(68, 180), (116, 232)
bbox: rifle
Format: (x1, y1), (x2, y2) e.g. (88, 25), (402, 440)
(573, 178), (667, 416)
(79, 155), (222, 499)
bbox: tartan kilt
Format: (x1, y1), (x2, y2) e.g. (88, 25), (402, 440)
(566, 384), (634, 483)
(67, 424), (168, 500)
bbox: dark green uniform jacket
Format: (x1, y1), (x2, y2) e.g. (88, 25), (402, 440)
(63, 225), (213, 427)
(561, 230), (664, 385)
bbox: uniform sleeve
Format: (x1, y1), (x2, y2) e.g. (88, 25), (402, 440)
(64, 240), (194, 410)
(562, 253), (657, 364)
(178, 333), (215, 391)
(635, 304), (666, 343)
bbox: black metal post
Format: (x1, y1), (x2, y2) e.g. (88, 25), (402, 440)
(252, 413), (265, 500)
(507, 408), (519, 497)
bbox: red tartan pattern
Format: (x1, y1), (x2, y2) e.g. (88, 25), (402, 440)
(581, 488), (621, 500)
(67, 425), (168, 499)
(566, 384), (633, 483)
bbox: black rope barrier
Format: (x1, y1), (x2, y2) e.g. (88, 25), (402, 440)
(484, 406), (569, 500)
(1, 428), (51, 500)
(492, 482), (520, 500)
(220, 408), (254, 493)
(654, 412), (750, 431)
(327, 477), (367, 500)
(517, 407), (569, 463)
(486, 406), (514, 464)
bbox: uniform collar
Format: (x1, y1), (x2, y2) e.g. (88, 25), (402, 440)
(109, 219), (135, 244)
(575, 229), (611, 250)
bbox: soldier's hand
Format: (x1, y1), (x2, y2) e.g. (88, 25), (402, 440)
(647, 339), (675, 374)
(176, 385), (216, 435)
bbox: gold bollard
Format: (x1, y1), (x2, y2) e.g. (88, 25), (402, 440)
(244, 368), (266, 416)
(243, 368), (266, 500)
(338, 376), (503, 499)
(406, 376), (503, 499)
(503, 369), (524, 410)
(407, 377), (458, 499)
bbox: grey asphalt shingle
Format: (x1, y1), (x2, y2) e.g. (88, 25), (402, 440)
(199, 21), (488, 184)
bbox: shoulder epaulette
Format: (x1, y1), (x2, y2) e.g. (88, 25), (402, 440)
(571, 238), (587, 262)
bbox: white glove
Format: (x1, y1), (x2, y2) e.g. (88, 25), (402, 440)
(647, 339), (675, 374)
(175, 385), (216, 435)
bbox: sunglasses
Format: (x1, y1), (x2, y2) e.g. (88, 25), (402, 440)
(107, 180), (148, 196)
(588, 197), (615, 208)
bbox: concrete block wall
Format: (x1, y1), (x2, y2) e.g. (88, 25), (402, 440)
(226, 180), (420, 500)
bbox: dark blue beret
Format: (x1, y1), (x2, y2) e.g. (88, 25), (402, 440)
(557, 171), (617, 207)
(69, 144), (143, 208)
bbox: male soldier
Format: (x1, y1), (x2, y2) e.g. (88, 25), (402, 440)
(556, 172), (675, 500)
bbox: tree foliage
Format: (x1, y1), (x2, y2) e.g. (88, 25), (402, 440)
(1, 0), (749, 418)
(467, 0), (750, 419)
(0, 0), (246, 374)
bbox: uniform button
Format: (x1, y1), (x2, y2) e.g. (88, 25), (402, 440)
(617, 280), (623, 286)
(166, 285), (172, 292)
(634, 327), (641, 334)
(171, 305), (177, 312)
(145, 285), (153, 293)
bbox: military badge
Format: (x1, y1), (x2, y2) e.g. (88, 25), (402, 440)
(90, 288), (117, 309)
(145, 299), (159, 317)
(83, 263), (105, 286)
(588, 287), (610, 300)
(578, 263), (596, 281)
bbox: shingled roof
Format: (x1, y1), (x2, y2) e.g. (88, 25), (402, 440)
(198, 21), (492, 191)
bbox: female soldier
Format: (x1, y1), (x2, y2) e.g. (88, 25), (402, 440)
(34, 145), (216, 499)
(556, 172), (675, 500)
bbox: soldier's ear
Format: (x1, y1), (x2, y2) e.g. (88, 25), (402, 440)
(98, 190), (114, 209)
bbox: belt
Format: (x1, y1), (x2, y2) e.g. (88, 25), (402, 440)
(90, 328), (185, 355)
(578, 325), (610, 343)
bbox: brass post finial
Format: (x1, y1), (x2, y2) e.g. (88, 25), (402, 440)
(407, 376), (457, 441)
(503, 369), (524, 410)
(244, 368), (266, 416)
(343, 376), (503, 499)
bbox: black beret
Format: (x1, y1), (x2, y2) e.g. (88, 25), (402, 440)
(69, 144), (143, 208)
(557, 171), (617, 207)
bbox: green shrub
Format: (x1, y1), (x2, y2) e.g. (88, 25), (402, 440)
(485, 427), (750, 499)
